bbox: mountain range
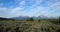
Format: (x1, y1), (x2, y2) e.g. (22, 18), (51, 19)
(0, 16), (59, 20)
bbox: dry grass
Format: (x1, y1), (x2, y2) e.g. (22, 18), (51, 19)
(0, 20), (60, 32)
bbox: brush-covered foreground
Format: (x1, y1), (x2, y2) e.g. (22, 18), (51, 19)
(0, 20), (60, 32)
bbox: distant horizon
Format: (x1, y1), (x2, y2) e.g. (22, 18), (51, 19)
(0, 15), (59, 18)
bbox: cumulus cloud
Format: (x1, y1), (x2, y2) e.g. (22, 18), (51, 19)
(30, 0), (43, 8)
(0, 7), (24, 18)
(10, 7), (23, 14)
(50, 1), (60, 10)
(49, 1), (60, 16)
(0, 7), (7, 12)
(35, 0), (43, 4)
(19, 0), (26, 7)
(0, 0), (60, 18)
(49, 0), (60, 3)
(0, 7), (9, 18)
(26, 6), (50, 17)
(29, 0), (60, 17)
(43, 1), (60, 16)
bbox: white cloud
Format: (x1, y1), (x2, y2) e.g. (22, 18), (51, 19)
(0, 7), (24, 18)
(29, 0), (60, 17)
(49, 0), (59, 3)
(42, 1), (60, 16)
(50, 1), (60, 10)
(28, 6), (50, 17)
(30, 0), (43, 8)
(0, 0), (60, 18)
(10, 7), (23, 14)
(0, 7), (10, 18)
(7, 7), (24, 17)
(19, 0), (26, 7)
(35, 0), (43, 3)
(0, 7), (8, 12)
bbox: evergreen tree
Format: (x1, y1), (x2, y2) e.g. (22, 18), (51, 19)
(29, 17), (34, 21)
(59, 17), (60, 23)
(38, 19), (40, 22)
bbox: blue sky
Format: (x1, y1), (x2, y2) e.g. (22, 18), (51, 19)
(0, 0), (60, 18)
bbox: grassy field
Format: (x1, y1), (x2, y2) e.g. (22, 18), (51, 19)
(0, 20), (60, 32)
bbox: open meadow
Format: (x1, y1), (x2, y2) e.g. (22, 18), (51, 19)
(0, 19), (60, 32)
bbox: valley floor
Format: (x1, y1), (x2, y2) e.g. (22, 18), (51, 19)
(0, 20), (60, 32)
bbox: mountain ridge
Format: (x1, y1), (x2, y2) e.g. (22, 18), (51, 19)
(0, 16), (59, 20)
